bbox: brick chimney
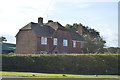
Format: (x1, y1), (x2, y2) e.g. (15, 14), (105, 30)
(38, 17), (43, 24)
(78, 23), (83, 35)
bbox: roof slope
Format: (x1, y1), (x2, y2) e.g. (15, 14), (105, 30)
(19, 21), (84, 41)
(46, 22), (66, 30)
(69, 29), (84, 41)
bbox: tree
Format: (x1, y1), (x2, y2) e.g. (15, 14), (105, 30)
(106, 47), (120, 54)
(65, 24), (72, 29)
(65, 23), (106, 53)
(0, 36), (7, 42)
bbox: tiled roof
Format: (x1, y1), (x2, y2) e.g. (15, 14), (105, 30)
(19, 21), (84, 41)
(32, 23), (55, 37)
(69, 29), (84, 41)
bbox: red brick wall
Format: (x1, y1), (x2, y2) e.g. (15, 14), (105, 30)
(16, 30), (37, 54)
(50, 29), (70, 53)
(37, 29), (81, 53)
(16, 29), (82, 54)
(69, 40), (81, 53)
(37, 37), (52, 53)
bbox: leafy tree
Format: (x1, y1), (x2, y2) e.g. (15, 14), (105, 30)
(0, 36), (7, 42)
(65, 24), (72, 29)
(65, 23), (106, 53)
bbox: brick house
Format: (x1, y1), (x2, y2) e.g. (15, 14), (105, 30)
(16, 17), (85, 54)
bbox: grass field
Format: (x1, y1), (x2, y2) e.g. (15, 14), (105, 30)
(0, 71), (119, 78)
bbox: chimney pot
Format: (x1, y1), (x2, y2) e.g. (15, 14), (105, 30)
(38, 17), (43, 24)
(48, 20), (53, 23)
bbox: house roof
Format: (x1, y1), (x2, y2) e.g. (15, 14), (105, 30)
(69, 29), (84, 41)
(46, 22), (66, 30)
(19, 21), (84, 41)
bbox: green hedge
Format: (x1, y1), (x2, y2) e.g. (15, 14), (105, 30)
(2, 54), (119, 75)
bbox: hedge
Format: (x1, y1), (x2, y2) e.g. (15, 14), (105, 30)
(2, 54), (119, 75)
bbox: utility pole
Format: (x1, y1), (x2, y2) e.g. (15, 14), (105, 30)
(0, 36), (7, 54)
(0, 37), (2, 54)
(0, 37), (2, 74)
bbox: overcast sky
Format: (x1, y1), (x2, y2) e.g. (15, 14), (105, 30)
(0, 0), (119, 47)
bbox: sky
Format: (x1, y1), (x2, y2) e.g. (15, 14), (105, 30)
(0, 0), (119, 47)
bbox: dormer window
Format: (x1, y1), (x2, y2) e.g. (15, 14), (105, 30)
(41, 37), (47, 45)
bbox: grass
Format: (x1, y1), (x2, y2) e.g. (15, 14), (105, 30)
(0, 71), (119, 78)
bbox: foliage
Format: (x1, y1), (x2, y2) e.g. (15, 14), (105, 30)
(2, 54), (119, 75)
(8, 52), (16, 55)
(65, 23), (106, 53)
(105, 47), (120, 54)
(0, 36), (7, 42)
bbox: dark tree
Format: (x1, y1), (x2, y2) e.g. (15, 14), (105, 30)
(0, 36), (7, 42)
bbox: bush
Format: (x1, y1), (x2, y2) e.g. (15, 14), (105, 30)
(2, 54), (119, 75)
(8, 53), (16, 55)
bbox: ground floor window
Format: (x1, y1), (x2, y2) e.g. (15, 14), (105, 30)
(53, 38), (57, 45)
(41, 37), (47, 45)
(73, 40), (77, 48)
(63, 39), (68, 46)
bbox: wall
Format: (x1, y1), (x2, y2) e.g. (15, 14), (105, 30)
(16, 30), (37, 54)
(37, 29), (81, 53)
(69, 40), (81, 53)
(37, 37), (52, 53)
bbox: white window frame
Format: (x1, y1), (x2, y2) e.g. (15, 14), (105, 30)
(63, 39), (68, 46)
(41, 37), (47, 45)
(53, 38), (57, 45)
(73, 40), (77, 48)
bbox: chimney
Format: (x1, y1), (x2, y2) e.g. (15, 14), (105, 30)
(78, 23), (83, 35)
(48, 20), (53, 23)
(38, 17), (43, 24)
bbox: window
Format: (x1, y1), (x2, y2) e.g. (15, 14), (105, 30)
(63, 39), (68, 46)
(53, 38), (57, 45)
(41, 37), (47, 45)
(81, 41), (85, 48)
(73, 40), (76, 48)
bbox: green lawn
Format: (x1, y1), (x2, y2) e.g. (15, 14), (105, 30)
(0, 71), (119, 78)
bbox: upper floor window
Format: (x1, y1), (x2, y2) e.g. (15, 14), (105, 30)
(63, 39), (68, 46)
(73, 40), (76, 48)
(53, 38), (57, 45)
(41, 37), (47, 45)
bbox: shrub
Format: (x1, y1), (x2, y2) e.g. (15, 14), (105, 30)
(8, 53), (16, 55)
(2, 54), (119, 75)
